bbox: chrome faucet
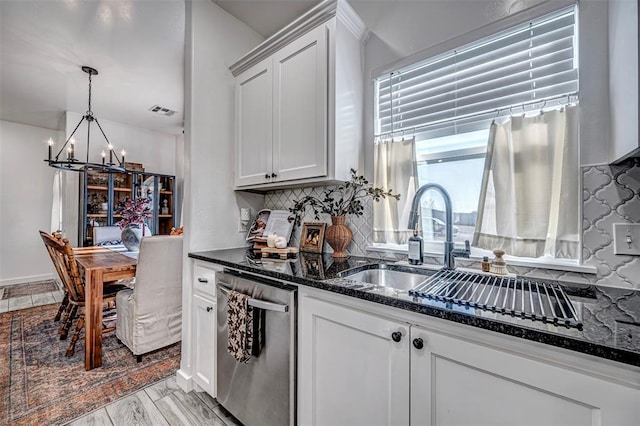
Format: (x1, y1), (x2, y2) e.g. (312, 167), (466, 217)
(408, 183), (470, 270)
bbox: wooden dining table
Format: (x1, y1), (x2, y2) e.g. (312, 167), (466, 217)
(74, 247), (137, 371)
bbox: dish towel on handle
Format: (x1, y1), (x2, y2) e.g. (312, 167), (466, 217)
(227, 290), (254, 363)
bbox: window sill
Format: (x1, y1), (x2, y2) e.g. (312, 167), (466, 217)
(366, 243), (597, 275)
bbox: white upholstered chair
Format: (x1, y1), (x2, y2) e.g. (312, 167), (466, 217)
(116, 235), (183, 360)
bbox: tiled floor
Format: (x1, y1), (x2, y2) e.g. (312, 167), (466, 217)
(0, 280), (65, 313)
(66, 376), (242, 426)
(3, 280), (243, 425)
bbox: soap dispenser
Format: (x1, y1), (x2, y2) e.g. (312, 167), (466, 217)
(408, 227), (424, 265)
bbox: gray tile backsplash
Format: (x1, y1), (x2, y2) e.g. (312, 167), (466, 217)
(582, 158), (640, 289)
(265, 158), (640, 289)
(264, 187), (381, 258)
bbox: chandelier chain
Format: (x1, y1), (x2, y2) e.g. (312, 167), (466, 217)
(87, 72), (93, 116)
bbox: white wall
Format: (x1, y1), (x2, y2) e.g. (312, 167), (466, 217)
(175, 132), (185, 227)
(183, 0), (264, 253)
(65, 111), (177, 175)
(179, 0), (264, 391)
(0, 114), (179, 285)
(0, 120), (62, 285)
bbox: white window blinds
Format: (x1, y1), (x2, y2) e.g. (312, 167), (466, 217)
(375, 6), (578, 140)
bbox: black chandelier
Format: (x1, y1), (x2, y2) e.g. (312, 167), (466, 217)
(45, 66), (126, 172)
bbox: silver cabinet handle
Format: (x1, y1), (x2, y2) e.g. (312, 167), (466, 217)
(217, 283), (289, 313)
(198, 278), (208, 283)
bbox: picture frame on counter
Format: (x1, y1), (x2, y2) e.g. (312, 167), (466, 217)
(300, 222), (326, 253)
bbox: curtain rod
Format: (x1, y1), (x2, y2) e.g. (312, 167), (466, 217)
(374, 92), (579, 142)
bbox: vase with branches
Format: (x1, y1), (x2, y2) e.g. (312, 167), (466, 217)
(290, 169), (400, 258)
(116, 197), (153, 251)
(116, 197), (153, 229)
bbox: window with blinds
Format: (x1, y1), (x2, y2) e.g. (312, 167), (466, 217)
(374, 6), (578, 141)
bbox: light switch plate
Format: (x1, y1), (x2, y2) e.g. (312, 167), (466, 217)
(238, 208), (251, 233)
(613, 223), (640, 255)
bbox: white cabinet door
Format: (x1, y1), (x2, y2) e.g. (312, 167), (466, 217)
(299, 295), (410, 426)
(192, 294), (216, 396)
(272, 24), (328, 182)
(608, 0), (639, 162)
(410, 325), (640, 426)
(235, 59), (273, 187)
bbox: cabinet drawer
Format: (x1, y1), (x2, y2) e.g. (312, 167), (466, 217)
(193, 264), (218, 298)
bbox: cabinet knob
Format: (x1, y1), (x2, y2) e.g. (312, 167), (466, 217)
(412, 338), (424, 350)
(206, 306), (213, 312)
(271, 173), (277, 178)
(265, 174), (270, 179)
(391, 331), (402, 342)
(197, 278), (208, 283)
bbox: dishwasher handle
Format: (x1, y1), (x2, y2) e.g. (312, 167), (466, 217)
(217, 282), (289, 313)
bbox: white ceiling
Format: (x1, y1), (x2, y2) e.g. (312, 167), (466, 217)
(0, 0), (324, 136)
(0, 0), (186, 135)
(214, 0), (320, 38)
(1, 0), (491, 137)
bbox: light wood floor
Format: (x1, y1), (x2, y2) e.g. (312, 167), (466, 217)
(66, 375), (242, 426)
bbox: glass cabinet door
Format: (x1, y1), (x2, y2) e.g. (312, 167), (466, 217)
(81, 169), (176, 246)
(131, 173), (175, 235)
(111, 172), (133, 227)
(158, 175), (174, 235)
(133, 173), (157, 234)
(84, 169), (109, 245)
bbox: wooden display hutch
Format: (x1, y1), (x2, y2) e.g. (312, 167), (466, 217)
(80, 167), (176, 246)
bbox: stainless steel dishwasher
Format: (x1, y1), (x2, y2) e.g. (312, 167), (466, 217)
(216, 271), (296, 426)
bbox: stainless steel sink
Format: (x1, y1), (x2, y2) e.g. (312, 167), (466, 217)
(339, 265), (583, 330)
(339, 267), (433, 292)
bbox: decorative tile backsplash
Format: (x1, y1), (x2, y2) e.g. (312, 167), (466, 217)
(265, 158), (640, 289)
(582, 158), (640, 289)
(264, 187), (383, 258)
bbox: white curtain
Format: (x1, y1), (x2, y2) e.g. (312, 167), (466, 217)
(473, 106), (580, 259)
(373, 137), (417, 245)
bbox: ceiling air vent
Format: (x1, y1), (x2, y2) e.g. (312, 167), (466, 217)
(149, 105), (176, 116)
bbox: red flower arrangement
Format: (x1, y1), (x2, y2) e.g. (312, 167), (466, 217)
(116, 197), (153, 229)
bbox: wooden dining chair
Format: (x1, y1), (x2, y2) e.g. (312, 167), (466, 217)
(39, 231), (129, 357)
(40, 232), (74, 331)
(40, 234), (111, 332)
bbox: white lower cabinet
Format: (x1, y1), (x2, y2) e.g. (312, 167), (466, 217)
(410, 325), (640, 426)
(298, 292), (640, 426)
(192, 293), (216, 396)
(299, 295), (410, 426)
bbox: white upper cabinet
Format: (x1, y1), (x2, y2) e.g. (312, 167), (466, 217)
(609, 0), (639, 163)
(231, 0), (366, 190)
(272, 25), (328, 182)
(235, 59), (273, 186)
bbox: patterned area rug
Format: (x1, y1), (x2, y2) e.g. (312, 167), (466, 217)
(0, 280), (60, 299)
(0, 303), (181, 425)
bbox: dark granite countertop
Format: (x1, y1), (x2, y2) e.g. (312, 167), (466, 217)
(189, 247), (640, 368)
